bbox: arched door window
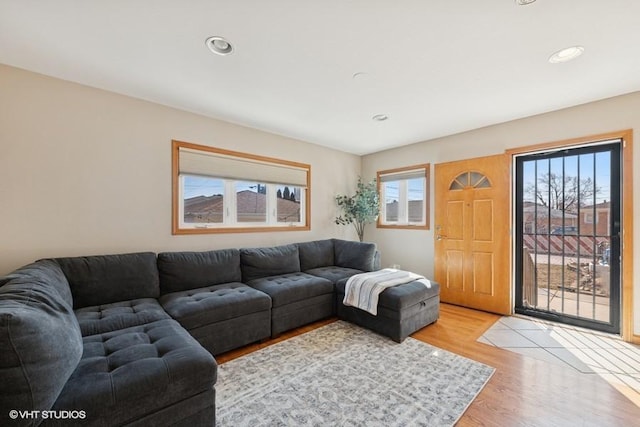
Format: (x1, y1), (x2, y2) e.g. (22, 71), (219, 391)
(449, 171), (491, 190)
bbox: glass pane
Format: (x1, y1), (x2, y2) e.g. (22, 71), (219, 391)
(522, 161), (536, 233)
(449, 180), (463, 190)
(578, 153), (595, 237)
(594, 151), (611, 237)
(520, 147), (614, 325)
(407, 177), (424, 222)
(469, 172), (483, 187)
(182, 175), (224, 223)
(384, 181), (399, 222)
(236, 181), (266, 223)
(475, 177), (491, 188)
(276, 185), (301, 223)
(457, 172), (469, 187)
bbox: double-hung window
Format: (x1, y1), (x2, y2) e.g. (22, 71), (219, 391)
(377, 164), (429, 229)
(172, 140), (310, 234)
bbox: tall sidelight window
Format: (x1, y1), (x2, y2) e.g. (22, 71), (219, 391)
(377, 164), (430, 229)
(172, 140), (310, 234)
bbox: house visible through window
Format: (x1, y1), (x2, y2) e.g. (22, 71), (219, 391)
(377, 164), (430, 229)
(172, 140), (310, 234)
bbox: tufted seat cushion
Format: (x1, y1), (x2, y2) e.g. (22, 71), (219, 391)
(247, 272), (333, 308)
(247, 273), (334, 337)
(75, 298), (170, 336)
(159, 283), (271, 330)
(51, 319), (217, 426)
(304, 266), (364, 284)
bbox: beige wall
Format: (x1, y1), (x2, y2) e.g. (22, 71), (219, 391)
(2, 63), (638, 333)
(0, 64), (361, 275)
(362, 91), (640, 334)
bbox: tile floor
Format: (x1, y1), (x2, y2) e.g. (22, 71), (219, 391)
(537, 287), (611, 323)
(478, 315), (640, 406)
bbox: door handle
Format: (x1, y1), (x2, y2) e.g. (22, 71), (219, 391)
(437, 234), (447, 241)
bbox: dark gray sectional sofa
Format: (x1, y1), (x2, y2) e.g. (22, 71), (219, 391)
(0, 254), (217, 427)
(0, 239), (383, 427)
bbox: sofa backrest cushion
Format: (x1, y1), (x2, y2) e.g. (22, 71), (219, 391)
(297, 240), (335, 271)
(333, 239), (377, 272)
(157, 249), (242, 294)
(0, 259), (74, 308)
(54, 252), (160, 309)
(240, 244), (301, 282)
(0, 261), (83, 423)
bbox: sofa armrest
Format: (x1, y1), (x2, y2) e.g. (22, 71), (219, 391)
(373, 250), (381, 270)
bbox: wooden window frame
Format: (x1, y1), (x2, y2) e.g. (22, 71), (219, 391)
(377, 163), (430, 230)
(172, 140), (311, 234)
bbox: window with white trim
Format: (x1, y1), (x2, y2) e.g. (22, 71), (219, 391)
(377, 164), (429, 229)
(172, 140), (310, 234)
(584, 212), (598, 224)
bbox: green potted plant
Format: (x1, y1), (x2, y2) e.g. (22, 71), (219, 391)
(335, 177), (380, 242)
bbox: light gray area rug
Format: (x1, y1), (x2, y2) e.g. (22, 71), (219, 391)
(216, 321), (494, 426)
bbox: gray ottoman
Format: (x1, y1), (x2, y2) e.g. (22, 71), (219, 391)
(335, 278), (440, 342)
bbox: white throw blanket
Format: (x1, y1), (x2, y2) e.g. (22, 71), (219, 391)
(343, 269), (431, 316)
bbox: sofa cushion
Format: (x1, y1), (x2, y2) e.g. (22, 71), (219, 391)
(297, 239), (335, 271)
(240, 244), (300, 283)
(304, 266), (364, 284)
(157, 249), (242, 294)
(52, 319), (217, 426)
(247, 272), (333, 308)
(54, 252), (160, 309)
(160, 283), (271, 330)
(0, 261), (83, 424)
(75, 299), (170, 336)
(1, 259), (74, 308)
(334, 239), (377, 272)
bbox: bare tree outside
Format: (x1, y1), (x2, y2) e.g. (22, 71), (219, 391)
(524, 172), (601, 212)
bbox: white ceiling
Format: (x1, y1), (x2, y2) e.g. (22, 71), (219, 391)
(1, 1), (639, 155)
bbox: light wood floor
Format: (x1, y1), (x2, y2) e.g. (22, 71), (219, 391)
(217, 304), (640, 426)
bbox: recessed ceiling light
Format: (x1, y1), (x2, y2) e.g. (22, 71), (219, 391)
(549, 46), (584, 63)
(205, 36), (234, 56)
(372, 114), (389, 122)
(515, 0), (537, 5)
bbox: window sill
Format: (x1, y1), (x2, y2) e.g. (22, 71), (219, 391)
(376, 223), (430, 230)
(172, 225), (310, 235)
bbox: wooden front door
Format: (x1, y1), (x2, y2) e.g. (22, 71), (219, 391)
(434, 154), (511, 315)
